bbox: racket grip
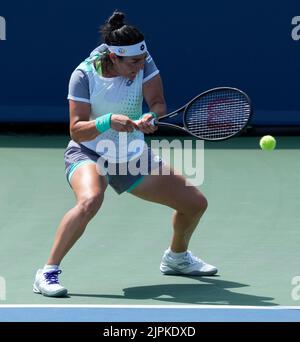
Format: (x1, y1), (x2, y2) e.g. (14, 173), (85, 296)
(150, 118), (158, 126)
(134, 119), (158, 126)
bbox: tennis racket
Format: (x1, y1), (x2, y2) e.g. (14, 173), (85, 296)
(151, 87), (252, 141)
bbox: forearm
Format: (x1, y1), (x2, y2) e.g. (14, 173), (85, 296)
(71, 113), (138, 142)
(70, 120), (99, 143)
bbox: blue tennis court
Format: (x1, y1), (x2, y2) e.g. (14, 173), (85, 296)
(0, 305), (300, 322)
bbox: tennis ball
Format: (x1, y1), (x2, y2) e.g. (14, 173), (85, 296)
(259, 135), (276, 150)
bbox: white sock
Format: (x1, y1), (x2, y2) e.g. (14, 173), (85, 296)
(43, 264), (59, 271)
(167, 248), (187, 259)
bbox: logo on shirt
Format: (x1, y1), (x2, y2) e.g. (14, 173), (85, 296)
(118, 48), (126, 54)
(126, 80), (134, 86)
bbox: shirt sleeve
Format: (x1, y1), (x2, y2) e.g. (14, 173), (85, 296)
(67, 69), (90, 103)
(143, 53), (160, 84)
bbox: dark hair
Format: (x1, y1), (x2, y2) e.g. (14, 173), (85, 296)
(100, 10), (144, 46)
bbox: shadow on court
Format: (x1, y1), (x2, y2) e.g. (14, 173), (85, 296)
(69, 277), (277, 306)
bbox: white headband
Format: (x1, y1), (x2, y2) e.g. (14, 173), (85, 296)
(100, 41), (147, 57)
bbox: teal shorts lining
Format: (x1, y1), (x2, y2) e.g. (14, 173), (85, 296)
(126, 175), (145, 193)
(67, 159), (145, 193)
(67, 160), (96, 184)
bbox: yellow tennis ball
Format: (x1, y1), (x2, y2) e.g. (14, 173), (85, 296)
(259, 135), (276, 150)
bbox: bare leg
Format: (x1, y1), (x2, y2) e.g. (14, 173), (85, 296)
(47, 163), (107, 265)
(130, 166), (207, 252)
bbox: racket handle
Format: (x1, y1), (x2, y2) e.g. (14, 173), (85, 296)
(134, 119), (158, 126)
(150, 118), (158, 126)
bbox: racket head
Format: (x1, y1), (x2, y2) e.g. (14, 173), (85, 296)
(183, 87), (252, 141)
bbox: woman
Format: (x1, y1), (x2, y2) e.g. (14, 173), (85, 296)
(33, 11), (217, 297)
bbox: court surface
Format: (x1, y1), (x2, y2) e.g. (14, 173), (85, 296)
(0, 134), (300, 321)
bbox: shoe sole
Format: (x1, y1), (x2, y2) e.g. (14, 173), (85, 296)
(160, 265), (218, 276)
(33, 284), (68, 297)
(32, 285), (41, 294)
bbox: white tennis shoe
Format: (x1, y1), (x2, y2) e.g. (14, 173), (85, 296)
(33, 269), (68, 297)
(160, 250), (218, 276)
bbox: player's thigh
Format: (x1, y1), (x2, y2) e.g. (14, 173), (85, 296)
(70, 162), (108, 202)
(130, 165), (207, 213)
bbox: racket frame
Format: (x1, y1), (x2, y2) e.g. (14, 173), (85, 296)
(153, 87), (253, 141)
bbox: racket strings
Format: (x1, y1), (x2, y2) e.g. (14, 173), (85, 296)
(185, 91), (251, 140)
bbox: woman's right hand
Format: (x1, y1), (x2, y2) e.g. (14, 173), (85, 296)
(110, 114), (139, 132)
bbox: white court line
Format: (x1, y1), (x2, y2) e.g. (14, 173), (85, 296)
(1, 304), (300, 309)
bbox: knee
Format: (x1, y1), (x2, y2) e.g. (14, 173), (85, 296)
(185, 191), (208, 217)
(77, 193), (103, 218)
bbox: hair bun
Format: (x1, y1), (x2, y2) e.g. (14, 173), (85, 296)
(108, 11), (125, 30)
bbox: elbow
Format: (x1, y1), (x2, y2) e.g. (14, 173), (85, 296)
(70, 133), (79, 143)
(153, 98), (166, 107)
(70, 126), (81, 143)
(70, 133), (82, 144)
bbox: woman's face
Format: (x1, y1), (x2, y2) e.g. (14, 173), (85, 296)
(112, 53), (147, 80)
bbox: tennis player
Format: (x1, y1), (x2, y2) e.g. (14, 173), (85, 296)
(33, 11), (217, 297)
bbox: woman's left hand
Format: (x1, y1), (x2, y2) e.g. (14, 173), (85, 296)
(136, 113), (158, 134)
